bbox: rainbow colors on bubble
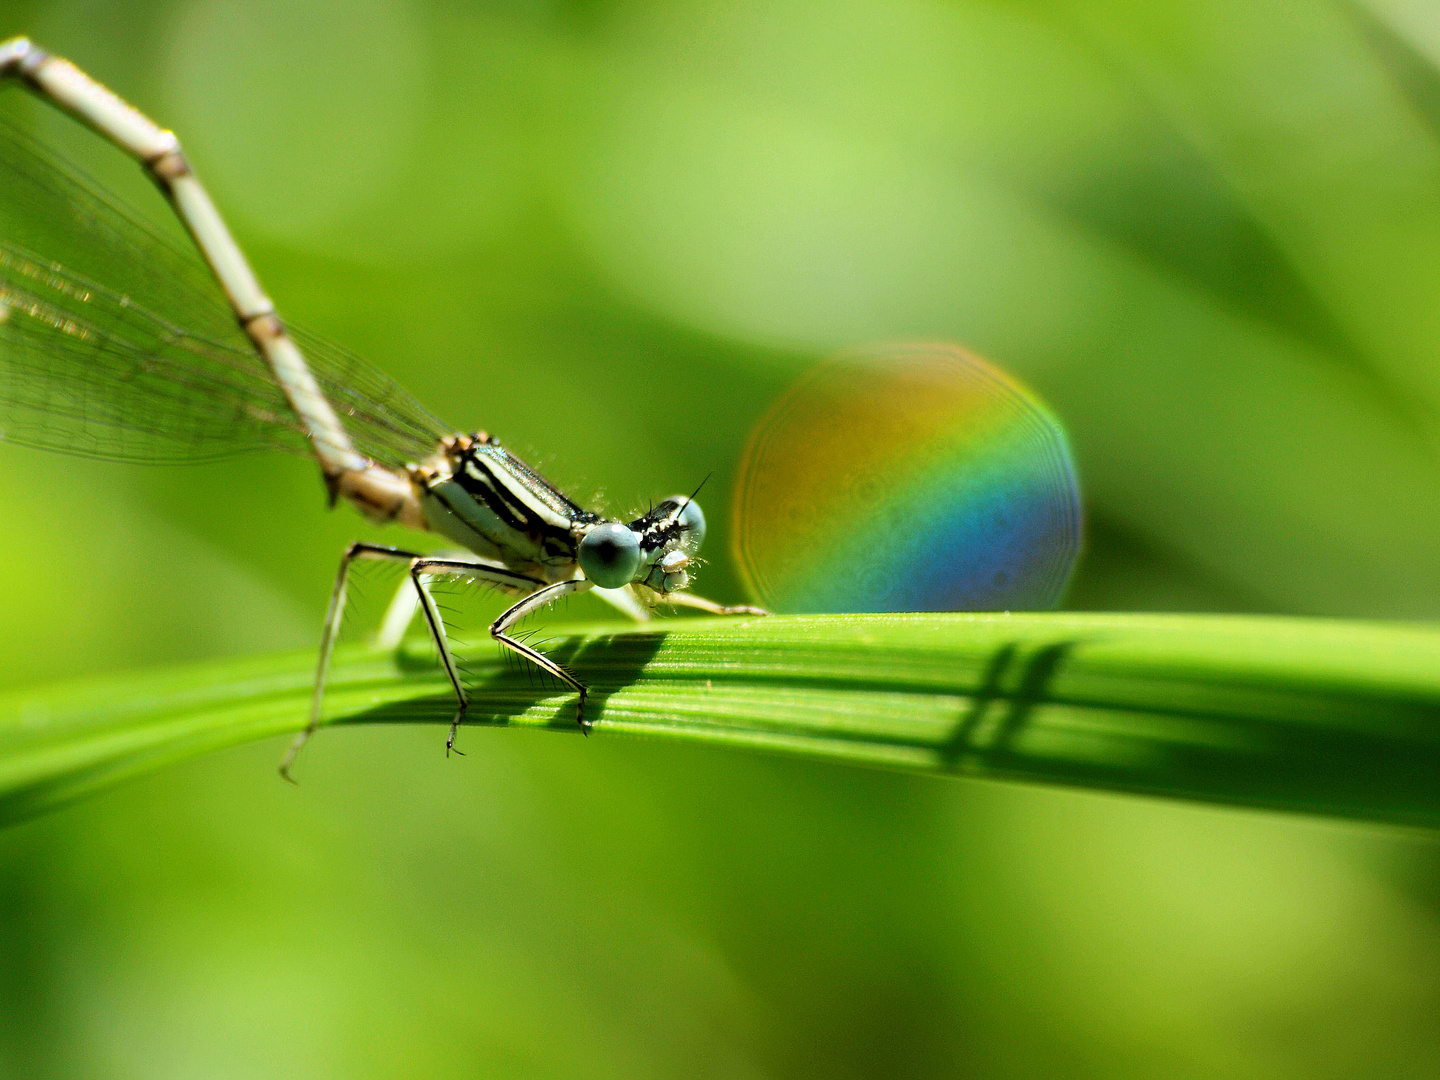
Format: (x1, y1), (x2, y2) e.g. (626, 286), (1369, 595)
(731, 343), (1081, 614)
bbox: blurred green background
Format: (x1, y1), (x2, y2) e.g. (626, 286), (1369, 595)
(3, 0), (1440, 1075)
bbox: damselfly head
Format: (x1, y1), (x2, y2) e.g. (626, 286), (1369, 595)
(577, 495), (706, 594)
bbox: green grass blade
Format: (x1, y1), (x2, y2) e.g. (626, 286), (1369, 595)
(2, 612), (1439, 827)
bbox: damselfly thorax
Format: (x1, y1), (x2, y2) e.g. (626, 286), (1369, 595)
(0, 37), (765, 779)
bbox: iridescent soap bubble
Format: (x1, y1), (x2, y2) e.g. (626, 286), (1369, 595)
(731, 343), (1082, 613)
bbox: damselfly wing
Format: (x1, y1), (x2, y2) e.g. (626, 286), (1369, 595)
(0, 113), (448, 468)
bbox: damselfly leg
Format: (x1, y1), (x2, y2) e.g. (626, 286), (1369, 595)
(280, 543), (560, 782)
(288, 548), (761, 781)
(488, 578), (597, 720)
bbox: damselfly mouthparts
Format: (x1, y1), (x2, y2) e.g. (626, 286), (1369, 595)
(0, 38), (764, 779)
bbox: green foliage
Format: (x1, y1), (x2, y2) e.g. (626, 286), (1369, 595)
(7, 612), (1440, 828)
(5, 1), (1440, 1076)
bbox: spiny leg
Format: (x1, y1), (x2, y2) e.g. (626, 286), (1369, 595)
(280, 542), (426, 782)
(279, 546), (546, 779)
(408, 556), (550, 755)
(490, 583), (759, 735)
(491, 579), (596, 731)
(409, 562), (471, 713)
(373, 549), (495, 650)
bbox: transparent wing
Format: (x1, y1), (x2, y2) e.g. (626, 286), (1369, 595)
(0, 110), (450, 467)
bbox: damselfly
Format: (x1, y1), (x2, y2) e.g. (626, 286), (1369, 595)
(0, 38), (763, 778)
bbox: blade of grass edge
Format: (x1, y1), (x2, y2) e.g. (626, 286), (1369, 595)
(0, 611), (1438, 828)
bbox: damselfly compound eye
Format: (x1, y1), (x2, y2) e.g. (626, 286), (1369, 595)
(730, 342), (1081, 614)
(579, 523), (643, 588)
